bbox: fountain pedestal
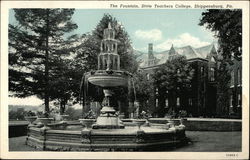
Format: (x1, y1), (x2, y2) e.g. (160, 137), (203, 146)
(92, 89), (124, 129)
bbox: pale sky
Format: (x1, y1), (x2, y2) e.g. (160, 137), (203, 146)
(9, 9), (216, 106)
(9, 96), (43, 106)
(68, 9), (216, 52)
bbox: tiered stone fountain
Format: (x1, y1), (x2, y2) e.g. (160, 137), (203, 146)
(26, 22), (187, 151)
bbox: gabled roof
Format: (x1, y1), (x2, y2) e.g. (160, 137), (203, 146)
(135, 44), (216, 68)
(195, 44), (215, 58)
(175, 45), (203, 59)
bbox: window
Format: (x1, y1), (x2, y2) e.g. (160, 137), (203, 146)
(165, 99), (168, 108)
(230, 95), (233, 107)
(237, 94), (241, 107)
(155, 99), (158, 107)
(188, 98), (192, 106)
(237, 68), (241, 85)
(210, 68), (215, 81)
(155, 88), (158, 95)
(200, 66), (204, 76)
(177, 97), (180, 106)
(230, 71), (234, 87)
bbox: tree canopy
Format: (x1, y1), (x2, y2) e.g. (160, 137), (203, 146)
(153, 56), (193, 91)
(9, 9), (78, 114)
(133, 71), (154, 104)
(152, 56), (194, 114)
(199, 9), (242, 61)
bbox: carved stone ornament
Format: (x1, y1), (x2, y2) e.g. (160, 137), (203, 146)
(81, 130), (91, 144)
(135, 130), (145, 143)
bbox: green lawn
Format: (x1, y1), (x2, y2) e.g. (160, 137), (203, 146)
(9, 131), (241, 152)
(175, 131), (242, 152)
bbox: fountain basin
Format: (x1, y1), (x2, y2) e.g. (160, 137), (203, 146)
(133, 119), (146, 130)
(79, 119), (96, 129)
(88, 70), (129, 87)
(61, 115), (69, 121)
(37, 118), (54, 125)
(25, 116), (38, 124)
(26, 124), (186, 151)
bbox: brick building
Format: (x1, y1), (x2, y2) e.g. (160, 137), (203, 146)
(135, 43), (242, 118)
(228, 57), (242, 118)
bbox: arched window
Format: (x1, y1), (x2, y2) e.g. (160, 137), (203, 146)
(200, 66), (204, 76)
(230, 95), (233, 107)
(155, 99), (159, 108)
(210, 68), (215, 81)
(237, 94), (241, 107)
(165, 99), (168, 108)
(177, 97), (180, 106)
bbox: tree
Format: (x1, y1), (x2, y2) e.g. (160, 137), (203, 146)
(9, 9), (77, 115)
(64, 107), (82, 120)
(216, 59), (231, 117)
(199, 9), (242, 118)
(76, 14), (139, 113)
(9, 108), (26, 120)
(199, 9), (242, 61)
(49, 58), (74, 114)
(152, 56), (194, 116)
(133, 71), (154, 112)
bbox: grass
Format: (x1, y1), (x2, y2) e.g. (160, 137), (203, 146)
(175, 131), (242, 152)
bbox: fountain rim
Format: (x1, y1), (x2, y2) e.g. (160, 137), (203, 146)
(87, 69), (133, 77)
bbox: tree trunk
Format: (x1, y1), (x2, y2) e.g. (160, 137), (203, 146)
(44, 9), (50, 114)
(60, 100), (66, 115)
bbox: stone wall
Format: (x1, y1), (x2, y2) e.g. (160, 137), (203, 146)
(9, 123), (28, 137)
(148, 118), (242, 131)
(184, 119), (241, 131)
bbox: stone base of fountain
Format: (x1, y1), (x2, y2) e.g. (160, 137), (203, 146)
(90, 105), (125, 129)
(92, 124), (125, 129)
(26, 119), (187, 151)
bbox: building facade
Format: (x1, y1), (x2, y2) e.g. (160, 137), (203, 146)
(228, 58), (242, 118)
(136, 43), (242, 118)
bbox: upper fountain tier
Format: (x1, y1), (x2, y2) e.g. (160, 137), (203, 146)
(98, 22), (120, 71)
(88, 22), (130, 88)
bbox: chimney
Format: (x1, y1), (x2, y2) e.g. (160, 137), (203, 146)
(148, 43), (153, 59)
(148, 43), (153, 54)
(148, 43), (154, 66)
